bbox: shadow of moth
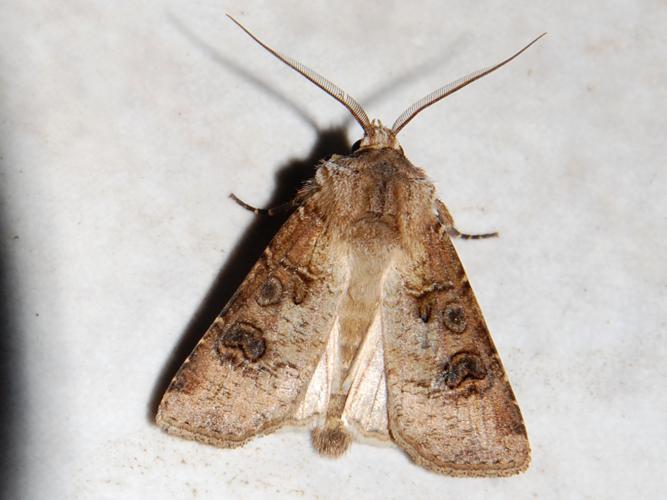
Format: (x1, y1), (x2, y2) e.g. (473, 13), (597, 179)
(156, 15), (544, 477)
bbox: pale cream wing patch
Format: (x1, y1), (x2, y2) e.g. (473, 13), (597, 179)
(341, 309), (390, 442)
(156, 201), (349, 448)
(293, 310), (390, 443)
(381, 229), (530, 477)
(291, 319), (338, 425)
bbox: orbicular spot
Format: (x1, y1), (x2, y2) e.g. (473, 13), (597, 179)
(218, 321), (266, 362)
(443, 302), (467, 333)
(439, 352), (486, 389)
(256, 276), (283, 306)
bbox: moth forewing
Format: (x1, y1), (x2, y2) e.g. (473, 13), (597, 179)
(157, 16), (540, 477)
(382, 232), (530, 476)
(156, 203), (350, 448)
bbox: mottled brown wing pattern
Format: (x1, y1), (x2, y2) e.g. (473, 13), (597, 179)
(382, 223), (530, 477)
(156, 200), (348, 448)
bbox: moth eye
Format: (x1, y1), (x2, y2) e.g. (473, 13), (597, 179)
(439, 352), (486, 389)
(256, 276), (283, 306)
(350, 139), (362, 152)
(443, 303), (467, 333)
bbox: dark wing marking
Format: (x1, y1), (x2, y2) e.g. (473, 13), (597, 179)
(382, 225), (530, 476)
(157, 200), (348, 448)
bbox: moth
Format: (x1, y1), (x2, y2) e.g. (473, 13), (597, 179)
(157, 15), (544, 477)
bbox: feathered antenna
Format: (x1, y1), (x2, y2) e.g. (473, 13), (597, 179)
(392, 33), (546, 134)
(227, 14), (372, 135)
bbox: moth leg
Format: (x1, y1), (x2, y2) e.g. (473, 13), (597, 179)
(447, 226), (498, 240)
(229, 193), (295, 216)
(435, 199), (498, 239)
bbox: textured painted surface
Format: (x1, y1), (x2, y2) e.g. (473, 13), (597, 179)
(1, 0), (665, 499)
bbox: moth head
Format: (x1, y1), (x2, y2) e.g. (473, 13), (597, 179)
(227, 15), (545, 149)
(356, 119), (401, 151)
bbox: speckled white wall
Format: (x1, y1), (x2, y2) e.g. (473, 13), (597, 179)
(0, 1), (665, 499)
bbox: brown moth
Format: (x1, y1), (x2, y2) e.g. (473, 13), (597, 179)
(156, 15), (544, 477)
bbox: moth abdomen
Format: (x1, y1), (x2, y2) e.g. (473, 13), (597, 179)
(311, 419), (352, 458)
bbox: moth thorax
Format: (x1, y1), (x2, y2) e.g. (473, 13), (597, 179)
(359, 120), (401, 150)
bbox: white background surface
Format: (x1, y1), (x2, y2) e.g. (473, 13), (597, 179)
(1, 1), (665, 499)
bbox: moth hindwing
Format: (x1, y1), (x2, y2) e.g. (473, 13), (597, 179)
(156, 17), (542, 477)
